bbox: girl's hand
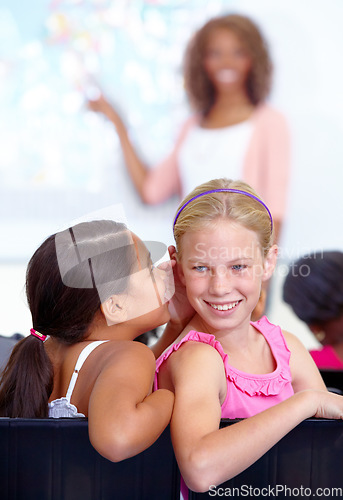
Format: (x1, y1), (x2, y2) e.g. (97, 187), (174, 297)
(167, 245), (194, 327)
(312, 389), (343, 420)
(149, 247), (194, 358)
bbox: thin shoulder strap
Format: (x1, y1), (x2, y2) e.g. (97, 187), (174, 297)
(65, 340), (109, 402)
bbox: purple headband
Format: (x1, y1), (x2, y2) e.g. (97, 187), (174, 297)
(173, 189), (273, 232)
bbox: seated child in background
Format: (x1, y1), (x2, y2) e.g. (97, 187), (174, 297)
(0, 219), (192, 462)
(155, 178), (343, 494)
(283, 250), (343, 369)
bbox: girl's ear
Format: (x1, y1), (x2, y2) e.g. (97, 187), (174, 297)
(170, 245), (187, 286)
(262, 244), (278, 282)
(101, 295), (128, 325)
(176, 255), (186, 286)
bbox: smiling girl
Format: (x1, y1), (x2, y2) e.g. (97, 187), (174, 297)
(154, 178), (343, 495)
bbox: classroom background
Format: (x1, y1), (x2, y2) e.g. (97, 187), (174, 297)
(1, 0), (342, 349)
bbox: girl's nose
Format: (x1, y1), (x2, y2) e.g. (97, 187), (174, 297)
(209, 267), (233, 295)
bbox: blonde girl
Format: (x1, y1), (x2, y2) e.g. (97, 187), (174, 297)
(155, 178), (343, 494)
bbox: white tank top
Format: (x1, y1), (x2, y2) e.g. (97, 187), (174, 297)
(48, 340), (108, 418)
(178, 119), (253, 196)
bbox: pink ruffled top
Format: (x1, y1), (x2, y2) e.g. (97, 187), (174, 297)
(155, 316), (294, 419)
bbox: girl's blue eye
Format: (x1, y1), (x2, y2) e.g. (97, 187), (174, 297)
(194, 265), (208, 273)
(232, 264), (247, 272)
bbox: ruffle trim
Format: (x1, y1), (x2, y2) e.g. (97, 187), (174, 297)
(48, 397), (85, 418)
(156, 322), (292, 397)
(225, 368), (292, 397)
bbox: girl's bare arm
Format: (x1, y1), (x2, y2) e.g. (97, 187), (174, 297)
(88, 341), (173, 462)
(165, 341), (343, 493)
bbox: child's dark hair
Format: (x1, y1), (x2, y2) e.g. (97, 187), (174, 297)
(283, 250), (343, 325)
(0, 220), (133, 418)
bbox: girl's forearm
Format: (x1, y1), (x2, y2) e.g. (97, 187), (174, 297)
(129, 388), (174, 452)
(179, 391), (318, 492)
(93, 388), (173, 463)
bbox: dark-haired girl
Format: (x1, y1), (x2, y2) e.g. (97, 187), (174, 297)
(0, 219), (191, 461)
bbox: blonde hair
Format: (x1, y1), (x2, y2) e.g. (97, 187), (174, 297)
(183, 14), (272, 114)
(173, 178), (274, 260)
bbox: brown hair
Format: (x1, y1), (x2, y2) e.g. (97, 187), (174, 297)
(183, 14), (272, 114)
(173, 178), (274, 261)
(0, 220), (134, 418)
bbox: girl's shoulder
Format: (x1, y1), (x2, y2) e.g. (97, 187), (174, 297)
(255, 319), (309, 361)
(76, 340), (155, 402)
(280, 329), (308, 354)
(99, 339), (155, 370)
(156, 330), (224, 374)
(60, 339), (154, 382)
(251, 316), (293, 360)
